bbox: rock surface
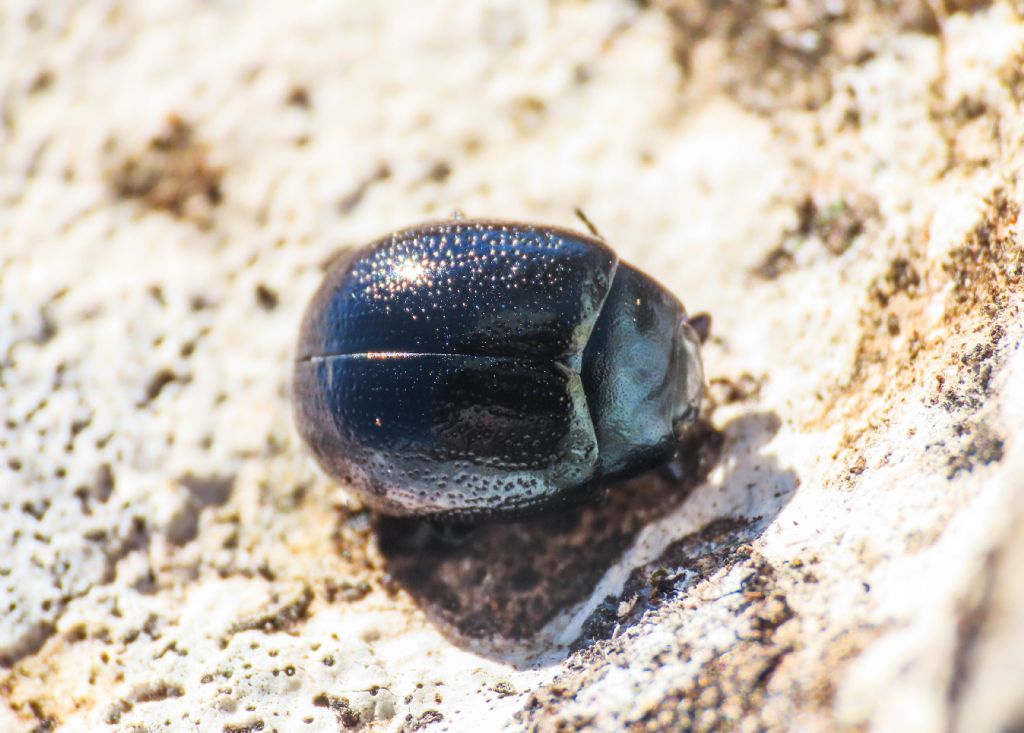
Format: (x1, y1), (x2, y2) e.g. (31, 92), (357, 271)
(2, 1), (1024, 731)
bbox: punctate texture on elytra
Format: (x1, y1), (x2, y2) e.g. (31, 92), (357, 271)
(294, 219), (704, 520)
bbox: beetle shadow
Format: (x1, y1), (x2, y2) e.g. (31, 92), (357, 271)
(374, 409), (798, 666)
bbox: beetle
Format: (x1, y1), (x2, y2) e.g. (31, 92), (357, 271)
(293, 218), (704, 521)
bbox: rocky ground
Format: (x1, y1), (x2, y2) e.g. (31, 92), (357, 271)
(2, 1), (1023, 731)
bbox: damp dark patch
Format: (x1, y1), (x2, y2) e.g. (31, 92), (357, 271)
(108, 115), (223, 227)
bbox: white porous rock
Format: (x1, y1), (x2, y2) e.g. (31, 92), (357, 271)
(2, 1), (1024, 731)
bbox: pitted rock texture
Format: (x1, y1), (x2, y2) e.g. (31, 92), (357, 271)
(2, 1), (1024, 732)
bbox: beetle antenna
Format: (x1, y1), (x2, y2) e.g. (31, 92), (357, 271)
(574, 207), (603, 239)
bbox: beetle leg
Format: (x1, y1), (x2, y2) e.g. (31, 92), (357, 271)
(687, 312), (712, 344)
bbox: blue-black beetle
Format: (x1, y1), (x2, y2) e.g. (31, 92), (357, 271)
(294, 219), (704, 521)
